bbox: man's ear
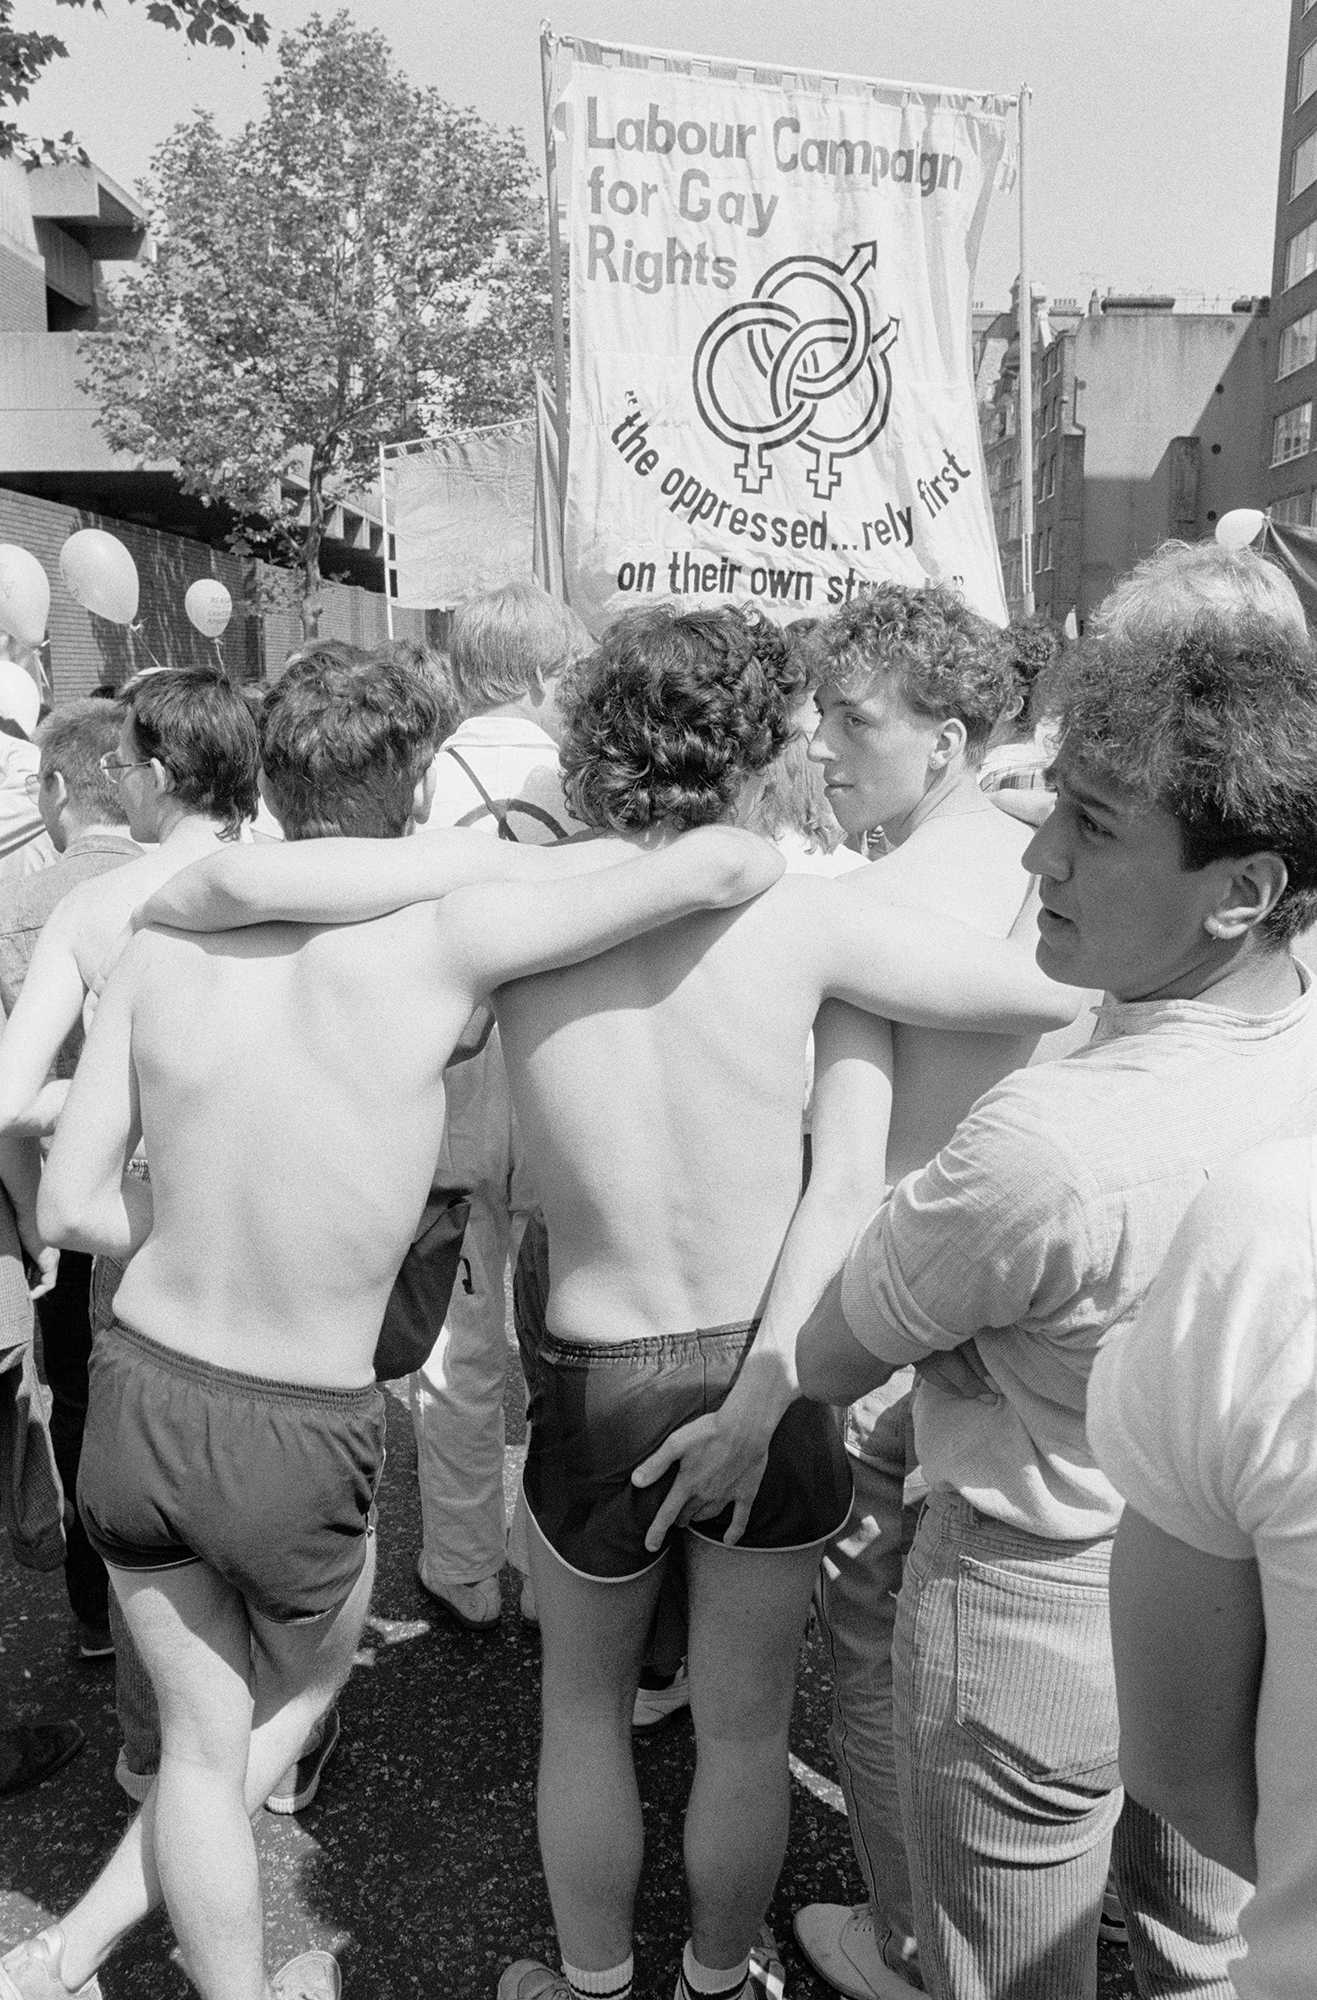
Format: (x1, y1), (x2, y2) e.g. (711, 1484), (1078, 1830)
(46, 770), (69, 816)
(148, 756), (175, 798)
(412, 758), (438, 829)
(928, 716), (968, 772)
(1203, 852), (1289, 941)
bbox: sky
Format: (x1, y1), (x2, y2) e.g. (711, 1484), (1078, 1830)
(16, 0), (1292, 311)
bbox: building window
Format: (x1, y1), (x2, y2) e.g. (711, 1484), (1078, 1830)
(1272, 400), (1313, 465)
(1286, 216), (1317, 289)
(1295, 129), (1317, 200)
(1043, 529), (1053, 571)
(1271, 490), (1312, 527)
(1300, 41), (1317, 107)
(1279, 308), (1317, 379)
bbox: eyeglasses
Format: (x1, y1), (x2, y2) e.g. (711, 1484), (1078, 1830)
(99, 753), (153, 779)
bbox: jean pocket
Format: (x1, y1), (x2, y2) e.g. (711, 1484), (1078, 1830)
(955, 1554), (1121, 1786)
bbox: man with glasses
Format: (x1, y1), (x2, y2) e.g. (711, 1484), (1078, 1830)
(0, 700), (140, 1665)
(0, 664), (260, 1805)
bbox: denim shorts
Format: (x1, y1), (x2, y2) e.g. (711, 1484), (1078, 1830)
(523, 1321), (854, 1581)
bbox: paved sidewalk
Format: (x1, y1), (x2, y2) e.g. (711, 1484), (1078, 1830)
(1, 1371), (1136, 1997)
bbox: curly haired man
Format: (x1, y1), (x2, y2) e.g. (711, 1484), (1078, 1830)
(799, 561), (1317, 2000)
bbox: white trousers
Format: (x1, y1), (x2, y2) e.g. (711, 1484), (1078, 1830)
(409, 1028), (535, 1588)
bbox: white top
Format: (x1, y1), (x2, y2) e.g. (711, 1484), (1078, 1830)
(840, 969), (1317, 1538)
(421, 715), (579, 842)
(1088, 1140), (1317, 2000)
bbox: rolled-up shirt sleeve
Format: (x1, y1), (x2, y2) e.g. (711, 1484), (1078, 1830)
(840, 1089), (1095, 1365)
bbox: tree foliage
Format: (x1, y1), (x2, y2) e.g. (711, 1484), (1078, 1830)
(79, 9), (553, 633)
(0, 0), (268, 161)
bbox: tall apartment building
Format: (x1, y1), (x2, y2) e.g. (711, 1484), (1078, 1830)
(980, 287), (1269, 626)
(1262, 0), (1317, 523)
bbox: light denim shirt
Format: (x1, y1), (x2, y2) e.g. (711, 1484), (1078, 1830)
(840, 966), (1317, 1540)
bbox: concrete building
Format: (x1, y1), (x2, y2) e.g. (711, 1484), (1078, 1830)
(1261, 0), (1317, 525)
(979, 285), (1270, 625)
(1, 155), (421, 700)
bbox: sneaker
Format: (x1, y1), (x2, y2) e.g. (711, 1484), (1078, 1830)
(271, 1949), (340, 1999)
(0, 1928), (102, 1998)
(113, 1747), (154, 1805)
(266, 1706), (341, 1815)
(1099, 1872), (1129, 1948)
(0, 1723), (84, 1799)
(632, 1661), (691, 1734)
(416, 1560), (501, 1629)
(793, 1904), (920, 2000)
(75, 1622), (114, 1661)
(498, 1962), (573, 2000)
(519, 1573), (539, 1626)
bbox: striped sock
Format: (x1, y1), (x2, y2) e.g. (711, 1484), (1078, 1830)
(562, 1955), (633, 2000)
(679, 1940), (750, 2000)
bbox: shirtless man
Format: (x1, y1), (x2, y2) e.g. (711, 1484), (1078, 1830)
(0, 664), (260, 1142)
(132, 606), (1074, 2000)
(5, 649), (781, 2000)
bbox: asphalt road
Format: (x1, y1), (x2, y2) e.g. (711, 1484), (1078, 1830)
(1, 1352), (1136, 1999)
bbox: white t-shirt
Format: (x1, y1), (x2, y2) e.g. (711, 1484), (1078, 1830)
(1088, 1138), (1317, 2000)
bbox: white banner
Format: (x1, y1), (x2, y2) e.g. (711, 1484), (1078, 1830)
(389, 421), (535, 609)
(558, 44), (1012, 630)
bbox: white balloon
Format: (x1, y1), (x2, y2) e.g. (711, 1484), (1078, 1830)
(0, 545), (51, 648)
(184, 578), (233, 638)
(1214, 509), (1268, 551)
(0, 657), (41, 736)
(60, 529), (140, 624)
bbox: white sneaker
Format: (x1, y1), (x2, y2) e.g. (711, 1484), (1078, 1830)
(519, 1573), (539, 1626)
(792, 1904), (920, 2000)
(632, 1660), (691, 1734)
(415, 1561), (501, 1629)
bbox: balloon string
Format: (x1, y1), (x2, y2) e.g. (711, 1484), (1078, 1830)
(128, 623), (168, 674)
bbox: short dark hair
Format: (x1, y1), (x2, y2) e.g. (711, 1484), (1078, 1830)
(36, 700), (128, 826)
(560, 605), (805, 832)
(813, 584), (1015, 758)
(1005, 614), (1066, 723)
(121, 666), (259, 837)
(374, 639), (462, 743)
(1043, 614), (1317, 944)
(260, 653), (445, 840)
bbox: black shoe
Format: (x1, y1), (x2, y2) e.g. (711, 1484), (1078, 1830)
(0, 1723), (85, 1798)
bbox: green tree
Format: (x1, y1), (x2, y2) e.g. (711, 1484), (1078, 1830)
(1, 0), (267, 161)
(78, 9), (552, 635)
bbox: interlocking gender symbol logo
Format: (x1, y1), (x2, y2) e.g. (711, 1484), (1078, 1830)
(693, 242), (899, 500)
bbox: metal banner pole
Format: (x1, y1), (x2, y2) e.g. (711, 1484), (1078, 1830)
(379, 442), (395, 639)
(1017, 82), (1035, 616)
(540, 20), (571, 595)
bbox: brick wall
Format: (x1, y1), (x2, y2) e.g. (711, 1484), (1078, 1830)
(0, 487), (425, 701)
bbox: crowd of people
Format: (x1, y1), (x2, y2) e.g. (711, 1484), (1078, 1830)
(0, 545), (1313, 2000)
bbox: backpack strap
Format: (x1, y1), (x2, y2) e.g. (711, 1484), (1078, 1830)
(443, 746), (518, 842)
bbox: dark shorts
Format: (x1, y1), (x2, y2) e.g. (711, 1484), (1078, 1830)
(79, 1320), (387, 1624)
(523, 1321), (854, 1582)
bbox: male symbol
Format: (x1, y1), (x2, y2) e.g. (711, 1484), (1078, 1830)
(692, 242), (899, 497)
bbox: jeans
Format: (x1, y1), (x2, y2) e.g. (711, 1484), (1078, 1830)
(410, 1031), (535, 1588)
(35, 1249), (108, 1631)
(893, 1492), (1247, 2000)
(817, 1394), (921, 1971)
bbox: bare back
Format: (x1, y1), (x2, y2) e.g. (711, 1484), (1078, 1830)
(496, 871), (833, 1343)
(114, 909), (475, 1386)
